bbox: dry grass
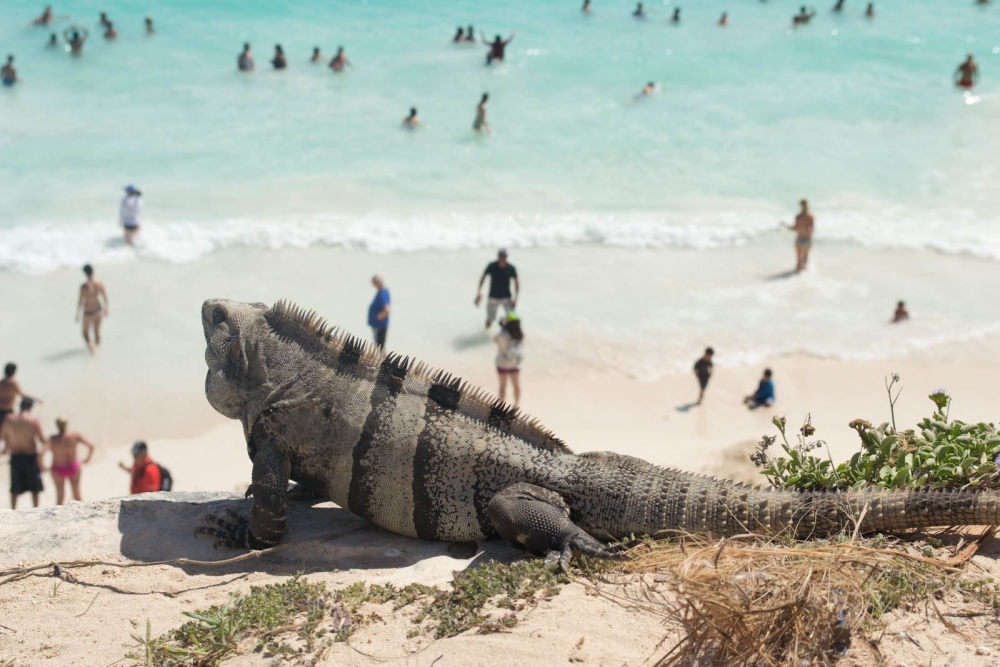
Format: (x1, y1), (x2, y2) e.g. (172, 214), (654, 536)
(594, 529), (996, 667)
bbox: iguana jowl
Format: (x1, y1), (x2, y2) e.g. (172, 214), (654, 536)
(197, 299), (1000, 567)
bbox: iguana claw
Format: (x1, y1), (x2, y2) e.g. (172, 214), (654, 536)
(194, 509), (255, 549)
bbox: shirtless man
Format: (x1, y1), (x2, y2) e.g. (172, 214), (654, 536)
(238, 42), (254, 72)
(0, 363), (41, 427)
(403, 107), (420, 128)
(954, 54), (979, 89)
(482, 31), (515, 65)
(271, 44), (287, 70)
(64, 26), (88, 55)
(782, 199), (815, 273)
(473, 93), (491, 135)
(329, 46), (351, 72)
(792, 5), (816, 26)
(47, 417), (94, 504)
(1, 398), (47, 509)
(76, 264), (109, 354)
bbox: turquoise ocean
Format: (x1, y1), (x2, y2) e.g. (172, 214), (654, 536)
(1, 0), (999, 439)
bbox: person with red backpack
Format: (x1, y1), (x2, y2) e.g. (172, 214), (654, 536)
(118, 441), (171, 494)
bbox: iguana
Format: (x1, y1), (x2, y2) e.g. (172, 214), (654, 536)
(197, 299), (1000, 568)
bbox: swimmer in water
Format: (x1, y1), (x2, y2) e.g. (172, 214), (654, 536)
(954, 54), (979, 89)
(145, 16), (154, 34)
(633, 2), (646, 18)
(473, 93), (491, 135)
(311, 47), (323, 63)
(238, 42), (254, 71)
(671, 7), (681, 23)
(633, 81), (658, 100)
(792, 5), (816, 26)
(403, 107), (420, 129)
(103, 20), (117, 40)
(47, 32), (58, 47)
(98, 11), (111, 29)
(453, 27), (465, 42)
(582, 0), (592, 13)
(329, 46), (351, 72)
(465, 25), (475, 42)
(719, 11), (729, 25)
(865, 2), (874, 16)
(271, 44), (287, 70)
(64, 26), (88, 55)
(832, 0), (845, 11)
(1, 56), (17, 87)
(482, 30), (516, 65)
(31, 5), (53, 26)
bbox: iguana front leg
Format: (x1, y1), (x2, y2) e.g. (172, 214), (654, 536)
(485, 483), (622, 571)
(197, 432), (289, 550)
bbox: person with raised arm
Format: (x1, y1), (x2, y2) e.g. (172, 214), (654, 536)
(482, 30), (516, 65)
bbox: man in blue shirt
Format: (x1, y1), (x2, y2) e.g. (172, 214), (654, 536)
(368, 274), (390, 349)
(744, 368), (775, 409)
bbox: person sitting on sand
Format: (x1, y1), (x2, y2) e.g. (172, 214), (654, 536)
(145, 16), (154, 34)
(47, 417), (95, 504)
(0, 363), (42, 428)
(954, 54), (979, 89)
(103, 20), (117, 40)
(465, 25), (475, 42)
(1, 398), (47, 509)
(782, 198), (814, 273)
(583, 0), (592, 13)
(864, 2), (874, 17)
(744, 369), (775, 409)
(119, 441), (162, 495)
(453, 26), (466, 42)
(693, 347), (714, 405)
(32, 5), (54, 26)
(892, 301), (909, 323)
(671, 7), (681, 23)
(238, 42), (254, 71)
(633, 2), (646, 18)
(494, 313), (524, 408)
(329, 46), (351, 72)
(473, 92), (491, 134)
(719, 12), (729, 26)
(120, 184), (142, 246)
(403, 107), (420, 129)
(792, 5), (816, 26)
(77, 264), (109, 355)
(64, 25), (88, 55)
(271, 44), (287, 70)
(310, 47), (323, 63)
(1, 56), (17, 87)
(483, 30), (516, 65)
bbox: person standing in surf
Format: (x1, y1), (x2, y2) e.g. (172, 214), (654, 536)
(782, 199), (814, 273)
(120, 184), (142, 245)
(238, 42), (254, 71)
(955, 54), (979, 89)
(1, 56), (17, 87)
(473, 93), (491, 134)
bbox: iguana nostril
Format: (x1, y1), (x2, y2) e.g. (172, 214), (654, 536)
(212, 307), (226, 326)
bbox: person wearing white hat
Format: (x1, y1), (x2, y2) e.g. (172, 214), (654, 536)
(120, 184), (142, 246)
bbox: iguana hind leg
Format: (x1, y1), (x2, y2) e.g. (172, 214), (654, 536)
(485, 483), (621, 572)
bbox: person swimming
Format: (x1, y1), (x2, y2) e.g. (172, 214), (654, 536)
(329, 46), (351, 72)
(47, 32), (58, 47)
(403, 107), (420, 128)
(671, 7), (681, 23)
(453, 27), (466, 42)
(465, 25), (475, 42)
(473, 93), (491, 134)
(832, 0), (845, 11)
(865, 2), (874, 16)
(1, 55), (17, 87)
(719, 11), (729, 25)
(103, 20), (117, 40)
(633, 2), (646, 18)
(954, 54), (979, 89)
(311, 47), (322, 63)
(483, 30), (515, 65)
(582, 0), (592, 13)
(792, 5), (816, 25)
(63, 25), (88, 55)
(634, 81), (658, 100)
(271, 44), (287, 70)
(238, 42), (254, 71)
(145, 16), (154, 34)
(31, 5), (53, 25)
(98, 11), (111, 29)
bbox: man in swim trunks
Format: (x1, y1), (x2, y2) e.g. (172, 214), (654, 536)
(483, 30), (515, 65)
(120, 184), (142, 245)
(955, 54), (979, 89)
(693, 347), (714, 405)
(118, 441), (161, 495)
(475, 249), (519, 329)
(77, 264), (109, 354)
(47, 417), (94, 504)
(473, 93), (491, 134)
(64, 26), (88, 55)
(0, 363), (42, 430)
(782, 198), (814, 273)
(1, 56), (17, 87)
(1, 398), (47, 509)
(329, 46), (351, 72)
(238, 42), (254, 72)
(271, 44), (287, 70)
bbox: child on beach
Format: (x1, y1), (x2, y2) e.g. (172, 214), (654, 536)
(693, 347), (714, 405)
(744, 369), (775, 409)
(494, 314), (524, 407)
(893, 301), (909, 323)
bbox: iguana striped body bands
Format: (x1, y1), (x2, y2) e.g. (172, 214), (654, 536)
(197, 299), (1000, 568)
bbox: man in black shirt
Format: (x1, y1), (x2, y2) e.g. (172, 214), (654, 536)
(475, 249), (519, 329)
(693, 347), (714, 405)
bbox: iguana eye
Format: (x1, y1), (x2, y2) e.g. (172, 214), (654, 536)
(212, 307), (226, 327)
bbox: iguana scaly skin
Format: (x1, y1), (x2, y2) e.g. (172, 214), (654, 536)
(197, 299), (1000, 567)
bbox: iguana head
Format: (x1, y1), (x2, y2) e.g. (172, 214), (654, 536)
(202, 299), (270, 419)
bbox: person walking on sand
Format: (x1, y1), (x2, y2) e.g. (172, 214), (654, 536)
(0, 363), (42, 427)
(475, 249), (519, 329)
(782, 198), (814, 273)
(120, 184), (142, 245)
(1, 398), (47, 509)
(693, 347), (714, 405)
(47, 417), (94, 504)
(118, 441), (162, 495)
(329, 46), (351, 72)
(1, 56), (17, 87)
(473, 93), (491, 134)
(494, 313), (524, 407)
(892, 300), (909, 323)
(955, 54), (979, 89)
(238, 42), (254, 71)
(368, 274), (391, 349)
(76, 264), (109, 354)
(744, 369), (775, 409)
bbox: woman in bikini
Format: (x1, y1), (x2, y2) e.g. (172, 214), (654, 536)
(47, 417), (95, 504)
(76, 264), (109, 354)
